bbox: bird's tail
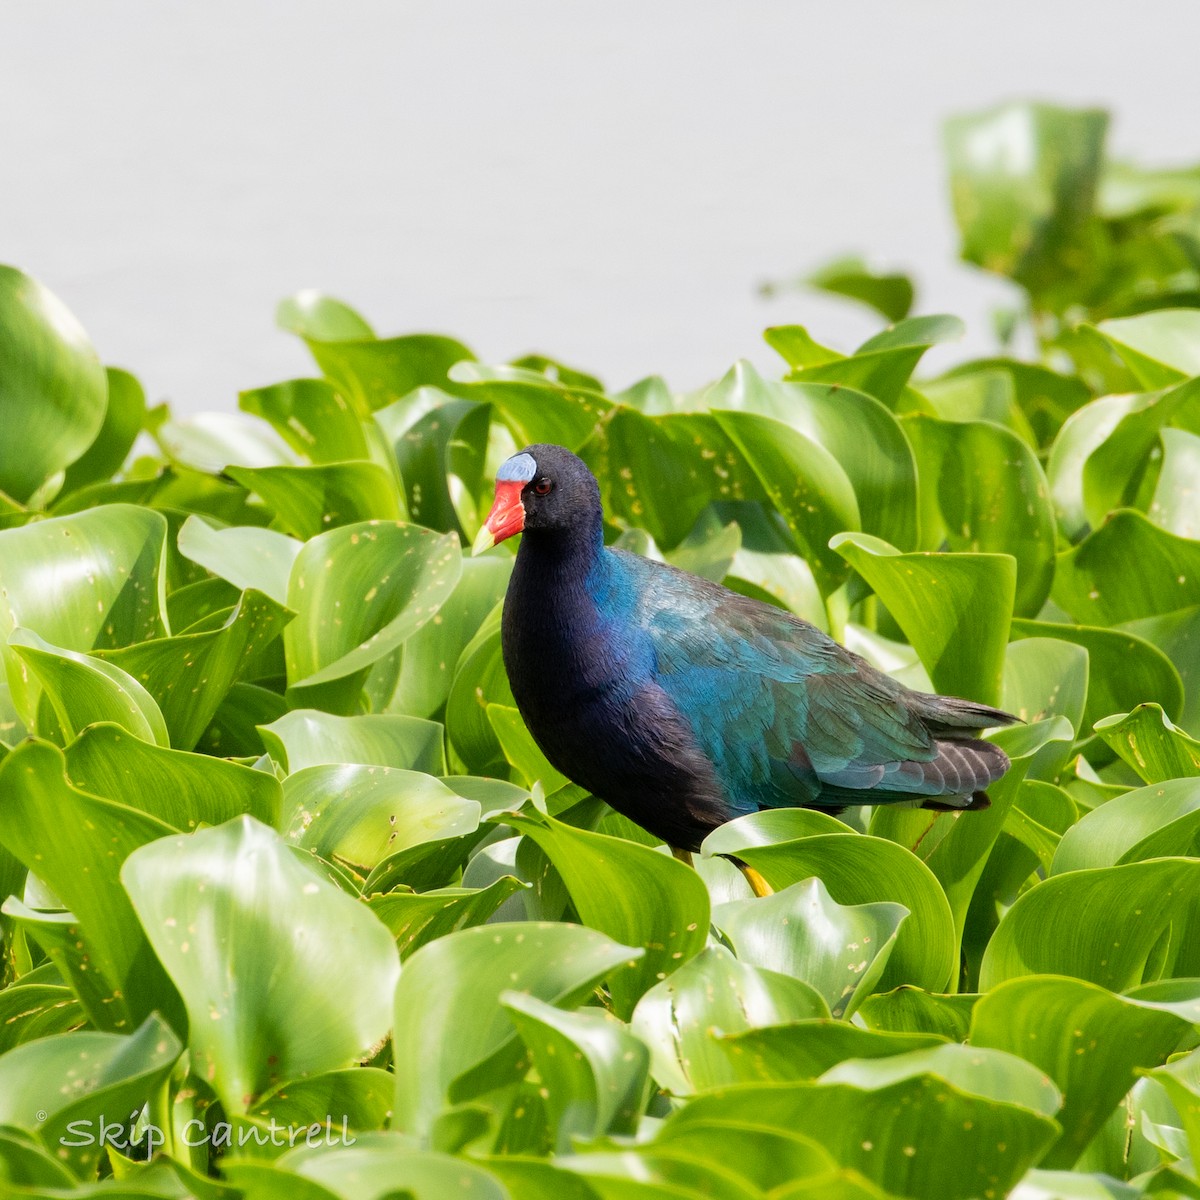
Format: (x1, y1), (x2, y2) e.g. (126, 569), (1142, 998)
(911, 692), (1020, 735)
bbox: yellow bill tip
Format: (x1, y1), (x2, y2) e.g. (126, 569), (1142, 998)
(471, 525), (496, 556)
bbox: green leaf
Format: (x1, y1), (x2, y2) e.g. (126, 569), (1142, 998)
(830, 532), (1015, 705)
(1148, 426), (1200, 539)
(1085, 310), (1200, 388)
(802, 256), (915, 322)
(1093, 703), (1200, 782)
(98, 588), (292, 750)
(903, 415), (1055, 615)
(0, 982), (83, 1052)
(228, 462), (403, 539)
(9, 627), (169, 746)
(709, 1022), (943, 1086)
(0, 739), (181, 1031)
(1053, 776), (1200, 872)
(284, 520), (461, 689)
(703, 815), (957, 994)
(664, 1064), (1059, 1200)
(980, 858), (1200, 990)
(857, 987), (977, 1041)
(714, 410), (859, 595)
(487, 703), (568, 790)
(0, 504), (167, 720)
(64, 722), (281, 829)
(944, 102), (1107, 304)
(503, 808), (710, 1018)
(122, 816), (400, 1113)
(259, 709), (446, 774)
(391, 921), (640, 1139)
(786, 317), (964, 410)
(276, 290), (375, 341)
(368, 877), (526, 958)
(0, 265), (107, 502)
(970, 974), (1191, 1167)
(1010, 618), (1184, 737)
(307, 333), (476, 415)
(61, 366), (147, 494)
(177, 516), (302, 607)
(1052, 509), (1200, 625)
(502, 993), (649, 1150)
(240, 377), (373, 465)
(0, 1014), (180, 1179)
(714, 878), (907, 1019)
(281, 764), (480, 878)
(630, 945), (829, 1095)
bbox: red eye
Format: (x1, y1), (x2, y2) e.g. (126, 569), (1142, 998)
(533, 478), (553, 496)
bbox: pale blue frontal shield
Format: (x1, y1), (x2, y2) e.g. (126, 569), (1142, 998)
(497, 452), (538, 483)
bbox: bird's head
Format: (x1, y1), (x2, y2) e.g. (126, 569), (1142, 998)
(472, 443), (601, 554)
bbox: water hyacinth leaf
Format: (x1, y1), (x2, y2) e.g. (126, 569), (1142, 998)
(1081, 377), (1200, 528)
(307, 333), (476, 415)
(1002, 638), (1088, 737)
(64, 722), (281, 829)
(970, 974), (1190, 1168)
(903, 415), (1055, 615)
(1148, 427), (1200, 539)
(451, 363), (612, 451)
(802, 255), (915, 322)
(98, 589), (291, 750)
(786, 317), (964, 410)
(0, 1013), (180, 1179)
(269, 1144), (509, 1200)
(1052, 510), (1200, 625)
(280, 764), (480, 878)
(284, 520), (461, 689)
(276, 290), (375, 342)
(714, 410), (859, 595)
(122, 816), (401, 1113)
(259, 709), (446, 774)
(944, 101), (1107, 302)
(0, 265), (108, 503)
(1085, 310), (1200, 388)
(979, 858), (1200, 990)
(0, 982), (83, 1053)
(368, 877), (526, 958)
(710, 1022), (943, 1086)
(227, 462), (403, 539)
(1144, 1046), (1200, 1169)
(502, 992), (650, 1150)
(663, 1069), (1059, 1200)
(487, 703), (569, 790)
(1093, 704), (1200, 783)
(704, 824), (956, 994)
(1047, 393), (1145, 540)
(0, 502), (167, 656)
(502, 808), (710, 1018)
(857, 988), (978, 1042)
(177, 516), (302, 607)
(375, 391), (488, 535)
(0, 740), (181, 1031)
(9, 628), (169, 746)
(1009, 618), (1184, 734)
(391, 922), (640, 1138)
(60, 365), (146, 494)
(831, 532), (1015, 706)
(153, 410), (296, 474)
(556, 1149), (760, 1200)
(714, 878), (907, 1019)
(1052, 776), (1200, 873)
(630, 945), (829, 1096)
(378, 554), (511, 720)
(240, 377), (373, 465)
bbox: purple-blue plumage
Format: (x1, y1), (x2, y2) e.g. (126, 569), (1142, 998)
(483, 444), (1017, 851)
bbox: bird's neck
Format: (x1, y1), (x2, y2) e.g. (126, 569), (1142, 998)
(512, 510), (605, 591)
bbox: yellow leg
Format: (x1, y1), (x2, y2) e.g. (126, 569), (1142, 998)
(739, 863), (774, 898)
(670, 846), (694, 867)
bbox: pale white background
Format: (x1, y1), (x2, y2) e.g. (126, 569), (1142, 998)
(3, 1), (1199, 413)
